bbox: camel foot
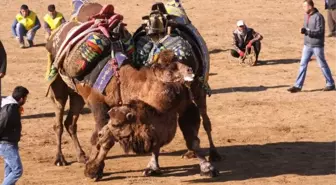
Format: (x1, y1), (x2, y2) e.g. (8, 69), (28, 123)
(200, 161), (219, 177)
(182, 150), (197, 159)
(54, 154), (69, 166)
(143, 168), (162, 177)
(209, 149), (222, 162)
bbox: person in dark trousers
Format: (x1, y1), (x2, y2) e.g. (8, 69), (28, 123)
(325, 0), (336, 37)
(0, 41), (7, 107)
(0, 86), (29, 185)
(231, 20), (263, 63)
(11, 5), (41, 48)
(288, 0), (335, 93)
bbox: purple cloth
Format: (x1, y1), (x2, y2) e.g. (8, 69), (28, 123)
(93, 59), (114, 93)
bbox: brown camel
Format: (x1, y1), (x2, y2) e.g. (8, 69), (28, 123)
(134, 5), (221, 161)
(84, 87), (218, 180)
(45, 2), (131, 165)
(85, 99), (219, 180)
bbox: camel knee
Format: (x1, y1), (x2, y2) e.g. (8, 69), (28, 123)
(64, 114), (79, 135)
(53, 124), (63, 135)
(64, 119), (77, 135)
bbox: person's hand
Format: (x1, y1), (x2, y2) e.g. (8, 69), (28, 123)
(247, 41), (253, 48)
(239, 51), (245, 57)
(19, 106), (24, 115)
(0, 73), (5, 78)
(301, 28), (307, 34)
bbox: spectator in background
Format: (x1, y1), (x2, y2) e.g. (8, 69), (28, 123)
(43, 4), (66, 40)
(0, 86), (29, 185)
(231, 20), (263, 65)
(325, 0), (336, 37)
(11, 4), (41, 48)
(288, 0), (335, 93)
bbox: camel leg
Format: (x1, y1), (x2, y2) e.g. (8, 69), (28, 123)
(178, 103), (219, 177)
(191, 83), (221, 162)
(50, 78), (69, 166)
(143, 147), (162, 176)
(64, 92), (86, 163)
(87, 101), (110, 164)
(85, 125), (115, 181)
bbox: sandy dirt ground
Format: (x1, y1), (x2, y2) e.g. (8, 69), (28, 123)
(0, 0), (335, 184)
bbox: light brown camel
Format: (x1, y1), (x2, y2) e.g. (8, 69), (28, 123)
(85, 99), (219, 180)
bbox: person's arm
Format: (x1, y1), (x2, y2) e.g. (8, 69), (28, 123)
(232, 32), (241, 52)
(31, 16), (41, 32)
(306, 14), (324, 38)
(251, 29), (263, 43)
(11, 19), (18, 37)
(61, 17), (66, 24)
(44, 20), (51, 35)
(0, 41), (7, 76)
(0, 105), (14, 135)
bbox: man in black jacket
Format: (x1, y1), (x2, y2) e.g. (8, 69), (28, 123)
(0, 86), (29, 185)
(231, 20), (263, 65)
(0, 40), (7, 107)
(326, 0), (336, 37)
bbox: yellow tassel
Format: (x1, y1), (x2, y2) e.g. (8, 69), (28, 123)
(46, 52), (52, 80)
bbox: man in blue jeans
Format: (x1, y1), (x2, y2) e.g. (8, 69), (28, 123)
(11, 5), (41, 48)
(288, 0), (335, 93)
(0, 86), (29, 185)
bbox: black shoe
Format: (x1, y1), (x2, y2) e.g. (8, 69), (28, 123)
(287, 86), (301, 93)
(27, 40), (34, 47)
(323, 85), (335, 91)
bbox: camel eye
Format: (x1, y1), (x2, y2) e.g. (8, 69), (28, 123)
(126, 113), (135, 121)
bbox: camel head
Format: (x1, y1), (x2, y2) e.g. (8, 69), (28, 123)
(100, 100), (158, 154)
(151, 50), (195, 83)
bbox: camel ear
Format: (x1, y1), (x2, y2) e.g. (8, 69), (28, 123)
(142, 15), (150, 20)
(158, 50), (175, 65)
(126, 112), (135, 121)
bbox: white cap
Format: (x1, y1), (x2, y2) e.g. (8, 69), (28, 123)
(237, 20), (245, 27)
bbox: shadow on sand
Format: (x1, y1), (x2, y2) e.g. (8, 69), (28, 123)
(21, 107), (91, 119)
(211, 85), (289, 95)
(101, 141), (335, 183)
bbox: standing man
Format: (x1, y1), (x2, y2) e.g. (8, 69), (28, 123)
(11, 5), (41, 48)
(288, 0), (335, 93)
(0, 41), (7, 107)
(0, 86), (29, 185)
(325, 0), (336, 37)
(43, 4), (66, 40)
(231, 20), (263, 65)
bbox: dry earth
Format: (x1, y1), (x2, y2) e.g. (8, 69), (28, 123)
(0, 0), (335, 184)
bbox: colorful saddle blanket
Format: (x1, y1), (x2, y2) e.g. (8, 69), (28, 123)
(54, 4), (124, 70)
(47, 4), (133, 94)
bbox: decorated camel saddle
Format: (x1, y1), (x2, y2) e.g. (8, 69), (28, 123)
(133, 0), (211, 95)
(46, 3), (134, 94)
